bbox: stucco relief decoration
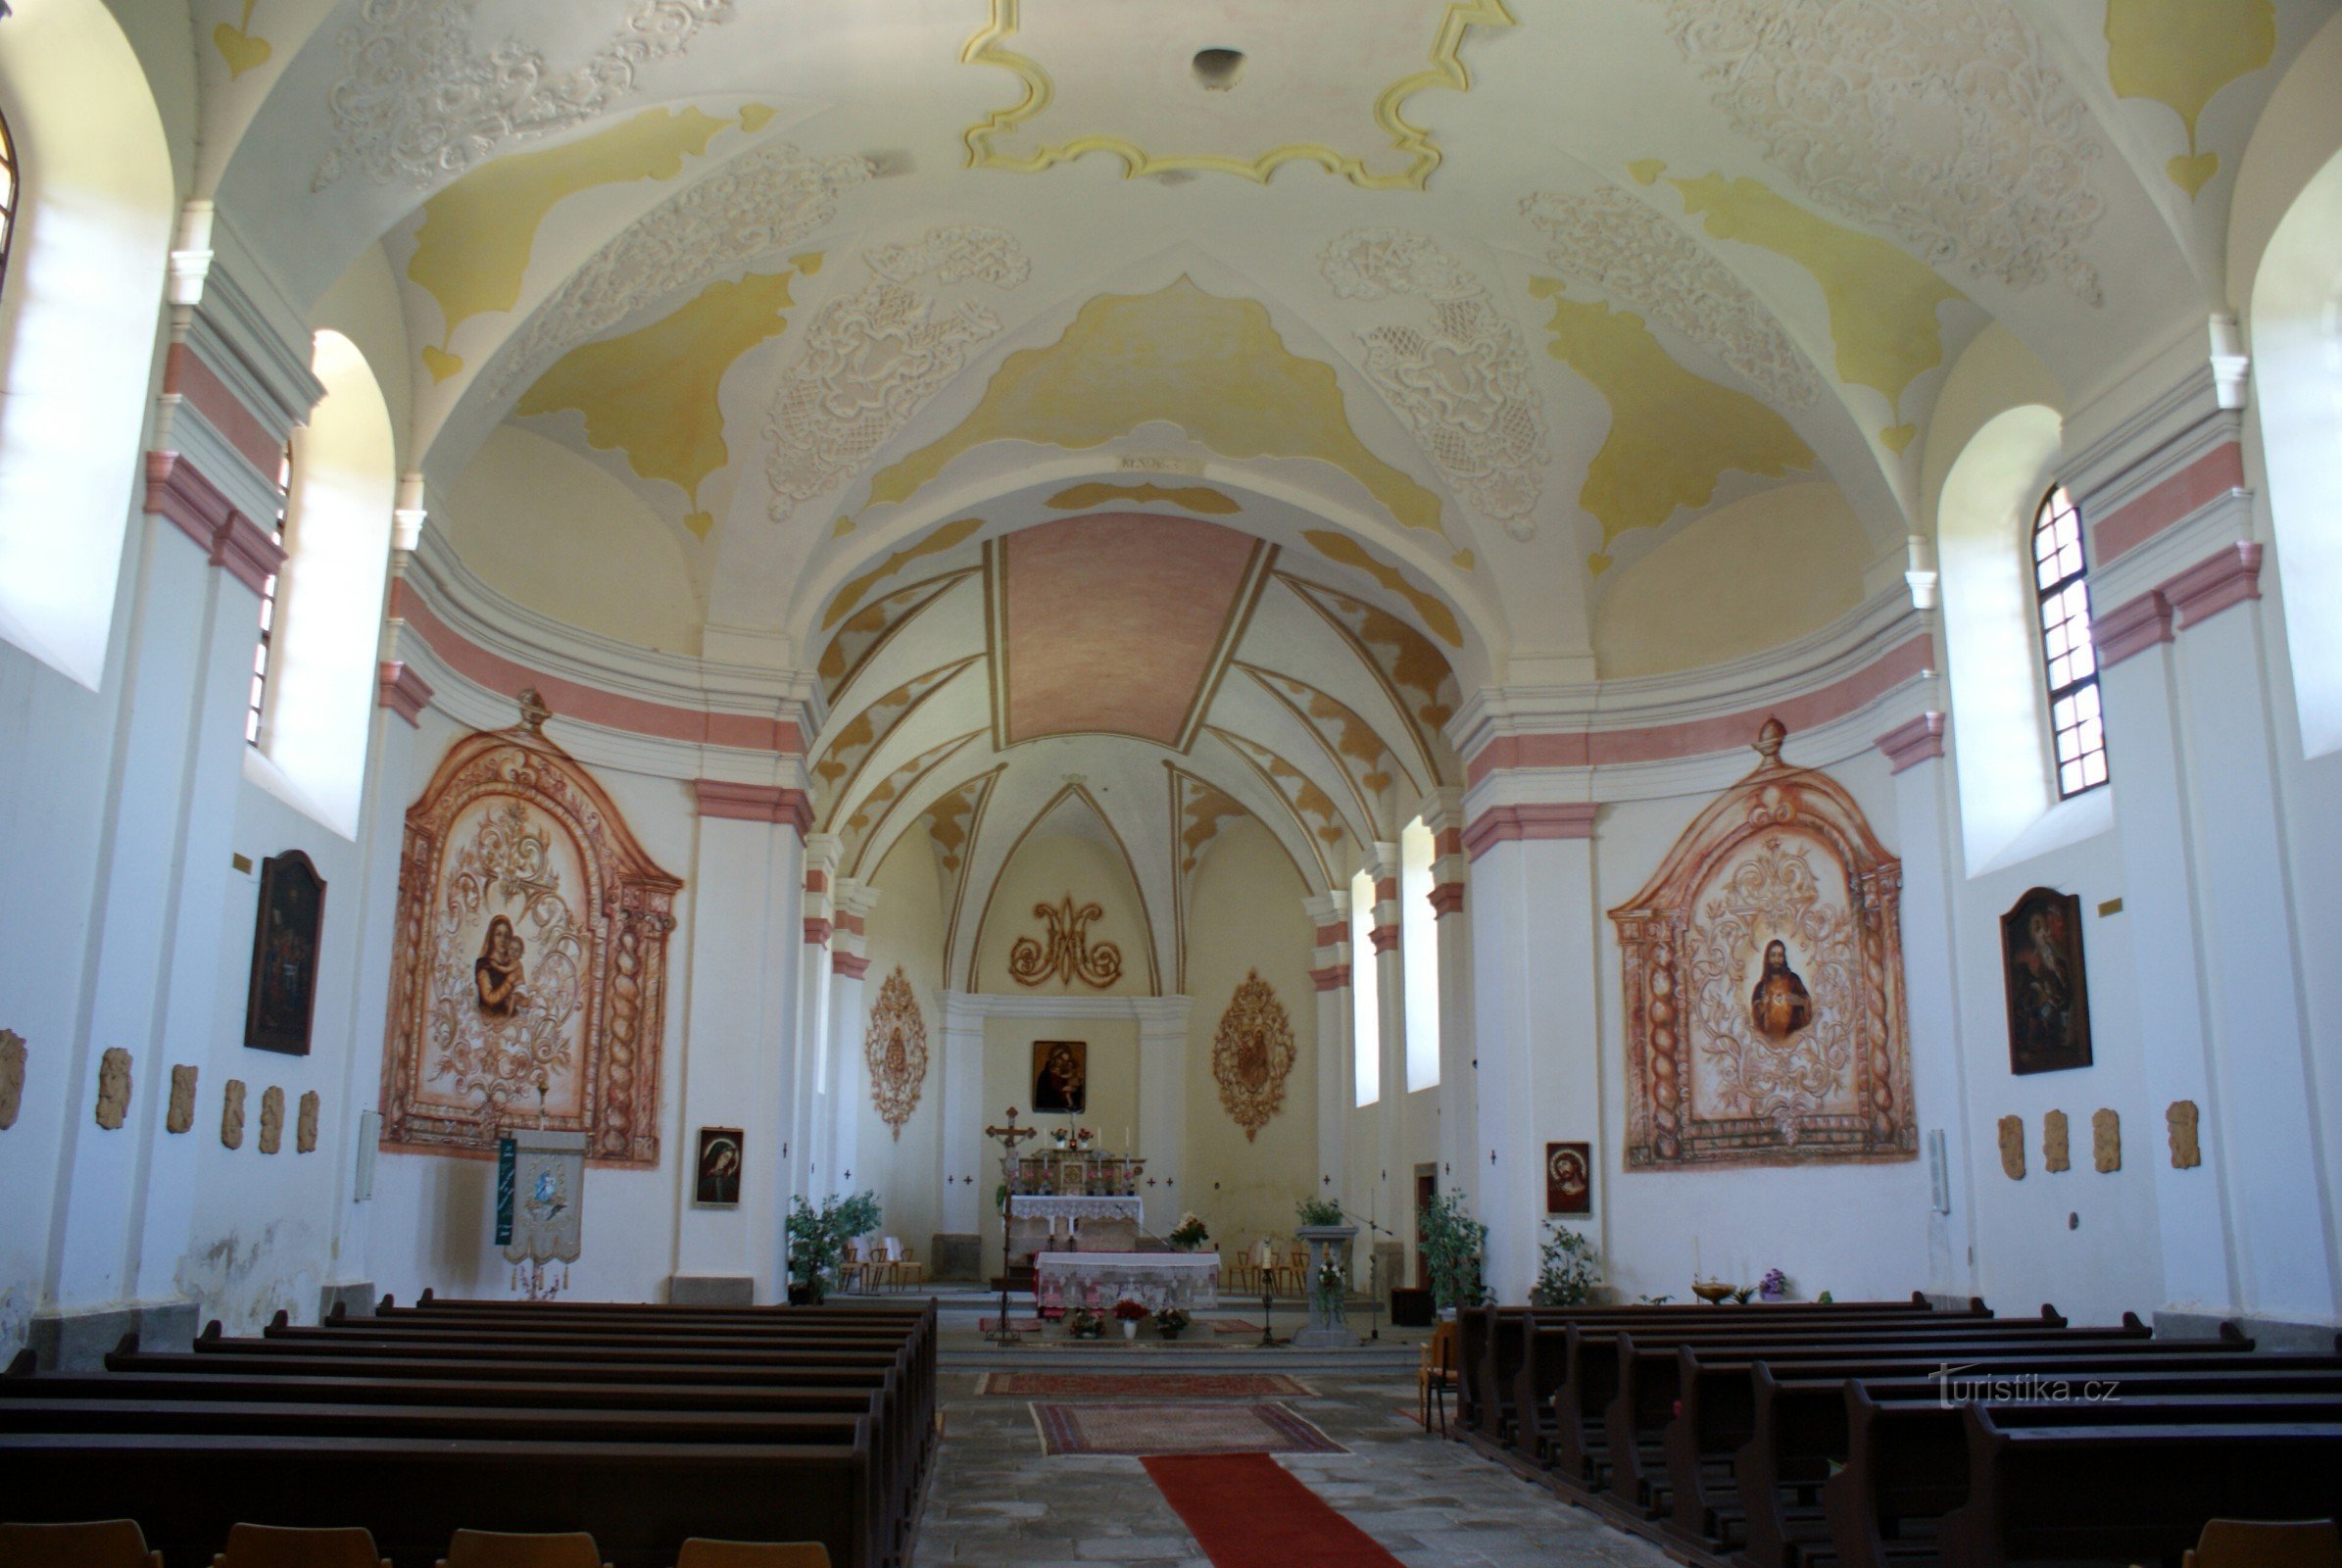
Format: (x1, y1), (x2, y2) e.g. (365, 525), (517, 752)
(314, 0), (739, 189)
(1211, 970), (1297, 1143)
(1008, 896), (1124, 989)
(379, 692), (682, 1168)
(1610, 718), (1915, 1167)
(863, 964), (929, 1140)
(94, 1049), (132, 1131)
(1519, 187), (1822, 409)
(765, 227), (1031, 521)
(487, 141), (872, 401)
(1320, 229), (1546, 536)
(0, 1029), (25, 1131)
(1646, 0), (2109, 305)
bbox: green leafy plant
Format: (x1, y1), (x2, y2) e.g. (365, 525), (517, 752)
(785, 1190), (883, 1303)
(1153, 1307), (1191, 1338)
(1528, 1222), (1602, 1307)
(1418, 1192), (1490, 1311)
(1065, 1306), (1106, 1339)
(1295, 1196), (1346, 1228)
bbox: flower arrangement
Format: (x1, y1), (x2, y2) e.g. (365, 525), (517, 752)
(1153, 1307), (1191, 1340)
(1065, 1306), (1106, 1339)
(1759, 1268), (1788, 1300)
(1111, 1298), (1149, 1322)
(1312, 1259), (1348, 1317)
(1166, 1212), (1210, 1250)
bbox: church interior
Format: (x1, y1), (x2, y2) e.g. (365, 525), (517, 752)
(4, 2), (2342, 1564)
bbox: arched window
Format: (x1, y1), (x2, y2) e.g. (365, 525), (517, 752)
(246, 444), (291, 746)
(1400, 817), (1439, 1093)
(0, 107), (18, 300)
(2031, 485), (2107, 798)
(1350, 870), (1379, 1108)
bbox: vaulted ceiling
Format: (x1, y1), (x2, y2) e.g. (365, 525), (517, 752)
(168, 0), (2335, 964)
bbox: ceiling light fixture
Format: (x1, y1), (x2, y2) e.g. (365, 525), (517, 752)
(1192, 48), (1244, 91)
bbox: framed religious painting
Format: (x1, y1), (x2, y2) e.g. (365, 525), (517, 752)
(1545, 1141), (1592, 1215)
(1031, 1041), (1088, 1115)
(2001, 887), (2093, 1075)
(245, 850), (325, 1055)
(695, 1127), (744, 1206)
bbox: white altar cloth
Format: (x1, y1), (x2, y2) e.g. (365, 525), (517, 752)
(1035, 1250), (1220, 1311)
(1009, 1194), (1145, 1226)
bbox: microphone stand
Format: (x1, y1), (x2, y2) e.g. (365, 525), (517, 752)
(1339, 1204), (1397, 1342)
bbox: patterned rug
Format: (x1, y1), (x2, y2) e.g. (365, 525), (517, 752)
(1031, 1400), (1346, 1456)
(1209, 1319), (1265, 1335)
(978, 1372), (1314, 1397)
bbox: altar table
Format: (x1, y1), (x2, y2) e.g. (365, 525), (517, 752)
(1035, 1250), (1220, 1313)
(1008, 1194), (1146, 1227)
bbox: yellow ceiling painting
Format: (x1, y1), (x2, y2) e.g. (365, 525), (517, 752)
(1046, 482), (1243, 514)
(2105, 0), (2276, 197)
(821, 517), (988, 632)
(1244, 665), (1418, 829)
(214, 0), (272, 78)
(1281, 574), (1459, 754)
(1655, 169), (1964, 456)
(959, 0), (1516, 190)
(1298, 530), (1463, 649)
(1207, 726), (1357, 886)
(813, 658), (981, 825)
(1171, 768), (1248, 877)
(410, 106), (768, 382)
(1529, 279), (1817, 576)
(817, 568), (978, 704)
(515, 254), (817, 539)
(863, 278), (1447, 543)
(842, 731), (985, 877)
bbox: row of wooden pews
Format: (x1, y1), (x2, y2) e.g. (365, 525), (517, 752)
(0, 1293), (939, 1568)
(1454, 1296), (2342, 1568)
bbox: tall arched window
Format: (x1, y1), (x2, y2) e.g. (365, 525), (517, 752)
(246, 444), (291, 746)
(2032, 485), (2108, 798)
(0, 107), (19, 300)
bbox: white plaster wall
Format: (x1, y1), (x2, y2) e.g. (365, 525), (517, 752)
(852, 834), (951, 1258)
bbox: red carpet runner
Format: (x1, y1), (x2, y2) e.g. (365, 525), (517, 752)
(1144, 1453), (1406, 1568)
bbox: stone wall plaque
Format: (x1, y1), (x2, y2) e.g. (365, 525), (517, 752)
(0, 1029), (25, 1131)
(259, 1086), (285, 1154)
(2166, 1100), (2201, 1169)
(2042, 1108), (2070, 1173)
(167, 1064), (200, 1134)
(2092, 1107), (2121, 1173)
(221, 1079), (247, 1150)
(297, 1090), (320, 1153)
(1997, 1114), (2025, 1180)
(95, 1048), (132, 1130)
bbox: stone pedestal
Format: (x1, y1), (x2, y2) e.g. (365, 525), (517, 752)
(930, 1232), (981, 1282)
(1290, 1224), (1359, 1349)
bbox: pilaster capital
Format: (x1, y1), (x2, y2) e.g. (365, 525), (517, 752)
(1411, 786), (1467, 838)
(376, 661), (434, 727)
(1874, 711), (1946, 774)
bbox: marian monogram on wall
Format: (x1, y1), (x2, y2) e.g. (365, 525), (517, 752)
(864, 965), (929, 1140)
(1007, 895), (1124, 989)
(1211, 970), (1296, 1142)
(1610, 719), (1916, 1167)
(378, 693), (682, 1168)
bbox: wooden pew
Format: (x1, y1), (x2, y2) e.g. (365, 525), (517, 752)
(1934, 1407), (2342, 1568)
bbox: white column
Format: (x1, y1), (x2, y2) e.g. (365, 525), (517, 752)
(675, 783), (807, 1300)
(1875, 710), (1981, 1303)
(1465, 804), (1600, 1303)
(794, 834), (840, 1203)
(1419, 790), (1478, 1210)
(1303, 891), (1350, 1208)
(1364, 842), (1406, 1250)
(938, 992), (986, 1235)
(824, 881), (878, 1195)
(1136, 999), (1195, 1233)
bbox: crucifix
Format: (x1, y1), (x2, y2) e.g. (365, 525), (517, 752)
(984, 1105), (1040, 1346)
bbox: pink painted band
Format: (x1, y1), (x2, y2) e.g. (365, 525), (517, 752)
(167, 344), (286, 481)
(2096, 591), (2174, 666)
(146, 452), (285, 597)
(1374, 876), (1398, 903)
(804, 917), (833, 947)
(693, 780), (814, 835)
(392, 580), (804, 757)
(1462, 802), (1598, 861)
(1310, 963), (1350, 993)
(837, 910), (865, 938)
(2096, 543), (2263, 669)
(805, 869), (830, 895)
(1434, 827), (1464, 858)
(1369, 924), (1399, 955)
(377, 661), (434, 727)
(1313, 922), (1346, 949)
(1874, 712), (1946, 774)
(1466, 632), (1932, 784)
(833, 954), (871, 981)
(2094, 441), (2247, 564)
(1428, 883), (1465, 919)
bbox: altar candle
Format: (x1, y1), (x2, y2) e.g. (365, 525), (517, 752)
(1692, 1235), (1701, 1278)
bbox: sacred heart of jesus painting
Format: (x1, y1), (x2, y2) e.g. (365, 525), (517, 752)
(380, 698), (680, 1168)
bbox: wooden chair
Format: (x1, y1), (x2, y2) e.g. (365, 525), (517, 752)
(1417, 1318), (1460, 1436)
(883, 1237), (925, 1293)
(674, 1540), (832, 1568)
(2185, 1520), (2342, 1568)
(215, 1523), (390, 1568)
(1278, 1246), (1308, 1297)
(438, 1531), (608, 1568)
(0, 1520), (163, 1568)
(836, 1238), (867, 1295)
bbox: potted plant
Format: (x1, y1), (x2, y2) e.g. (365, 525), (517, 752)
(1295, 1196), (1345, 1228)
(1759, 1267), (1788, 1301)
(784, 1190), (882, 1304)
(1111, 1298), (1149, 1340)
(1065, 1305), (1106, 1340)
(1153, 1306), (1191, 1341)
(1418, 1192), (1490, 1318)
(1166, 1212), (1210, 1251)
(1528, 1222), (1602, 1307)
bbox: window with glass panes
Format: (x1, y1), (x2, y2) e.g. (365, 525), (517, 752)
(247, 445), (291, 745)
(2032, 485), (2107, 797)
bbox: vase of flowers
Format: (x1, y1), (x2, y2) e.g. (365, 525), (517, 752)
(1065, 1306), (1105, 1340)
(1166, 1213), (1210, 1251)
(1112, 1298), (1148, 1340)
(1759, 1268), (1788, 1301)
(1154, 1307), (1190, 1341)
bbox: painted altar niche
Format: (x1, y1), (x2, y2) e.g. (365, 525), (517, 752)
(1610, 718), (1917, 1168)
(379, 693), (682, 1168)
